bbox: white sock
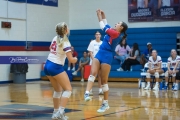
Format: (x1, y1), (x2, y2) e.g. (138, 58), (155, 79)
(68, 67), (70, 69)
(173, 83), (176, 86)
(54, 109), (58, 112)
(147, 82), (150, 85)
(85, 91), (89, 94)
(156, 82), (159, 85)
(99, 88), (102, 92)
(165, 82), (168, 86)
(59, 106), (65, 114)
(103, 100), (108, 104)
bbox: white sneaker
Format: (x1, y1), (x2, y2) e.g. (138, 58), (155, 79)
(97, 103), (110, 113)
(71, 68), (75, 71)
(117, 67), (123, 71)
(153, 84), (159, 91)
(84, 93), (92, 101)
(144, 84), (151, 90)
(99, 91), (104, 95)
(80, 78), (84, 82)
(173, 84), (178, 91)
(72, 71), (77, 75)
(89, 90), (93, 96)
(52, 111), (68, 120)
(67, 67), (70, 71)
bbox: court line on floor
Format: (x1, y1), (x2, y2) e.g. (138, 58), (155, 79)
(82, 106), (141, 120)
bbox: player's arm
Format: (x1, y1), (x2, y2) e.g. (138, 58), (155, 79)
(89, 51), (94, 60)
(64, 42), (77, 63)
(149, 62), (153, 70)
(101, 10), (107, 25)
(66, 52), (77, 63)
(173, 60), (180, 72)
(167, 62), (171, 71)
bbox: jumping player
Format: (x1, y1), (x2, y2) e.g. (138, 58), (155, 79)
(44, 22), (77, 120)
(164, 49), (180, 90)
(84, 9), (128, 113)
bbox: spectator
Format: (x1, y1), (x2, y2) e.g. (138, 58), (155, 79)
(121, 43), (141, 71)
(68, 46), (78, 71)
(144, 50), (164, 91)
(114, 37), (131, 71)
(72, 51), (90, 82)
(87, 31), (103, 95)
(140, 42), (153, 66)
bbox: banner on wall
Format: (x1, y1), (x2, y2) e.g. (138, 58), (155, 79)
(7, 0), (58, 7)
(128, 0), (180, 22)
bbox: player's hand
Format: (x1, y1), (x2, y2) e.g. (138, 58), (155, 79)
(172, 70), (176, 74)
(96, 9), (101, 14)
(168, 70), (173, 74)
(73, 57), (78, 63)
(100, 10), (104, 15)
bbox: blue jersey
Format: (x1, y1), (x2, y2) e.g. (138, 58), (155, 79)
(99, 24), (120, 52)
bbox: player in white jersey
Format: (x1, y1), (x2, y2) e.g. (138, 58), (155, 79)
(137, 0), (148, 8)
(44, 22), (77, 120)
(87, 31), (103, 95)
(158, 0), (171, 8)
(144, 50), (164, 90)
(164, 49), (180, 90)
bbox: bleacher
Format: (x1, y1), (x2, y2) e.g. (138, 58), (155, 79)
(67, 27), (180, 82)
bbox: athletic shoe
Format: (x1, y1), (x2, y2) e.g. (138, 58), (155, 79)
(153, 84), (159, 91)
(173, 84), (178, 91)
(89, 90), (93, 96)
(59, 111), (68, 120)
(72, 71), (77, 75)
(84, 93), (91, 101)
(71, 68), (75, 71)
(67, 67), (70, 71)
(97, 103), (110, 113)
(117, 67), (123, 71)
(99, 91), (104, 95)
(80, 78), (84, 82)
(52, 111), (68, 120)
(144, 84), (151, 90)
(163, 85), (168, 90)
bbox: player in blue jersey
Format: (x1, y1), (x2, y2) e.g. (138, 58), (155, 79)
(84, 9), (128, 113)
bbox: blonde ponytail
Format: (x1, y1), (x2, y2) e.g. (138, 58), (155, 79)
(55, 22), (69, 46)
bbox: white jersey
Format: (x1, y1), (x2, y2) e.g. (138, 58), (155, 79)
(47, 36), (71, 65)
(162, 0), (170, 6)
(137, 0), (145, 8)
(148, 56), (162, 69)
(87, 40), (102, 65)
(167, 55), (180, 69)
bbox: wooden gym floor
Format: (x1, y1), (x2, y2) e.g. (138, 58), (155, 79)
(0, 81), (180, 120)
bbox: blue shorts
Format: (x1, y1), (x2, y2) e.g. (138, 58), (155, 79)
(95, 49), (113, 65)
(44, 60), (64, 76)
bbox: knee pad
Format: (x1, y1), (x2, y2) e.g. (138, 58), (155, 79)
(88, 75), (96, 82)
(62, 91), (72, 98)
(146, 73), (150, 78)
(155, 72), (159, 78)
(172, 73), (176, 77)
(165, 71), (169, 77)
(53, 91), (62, 98)
(102, 84), (109, 92)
